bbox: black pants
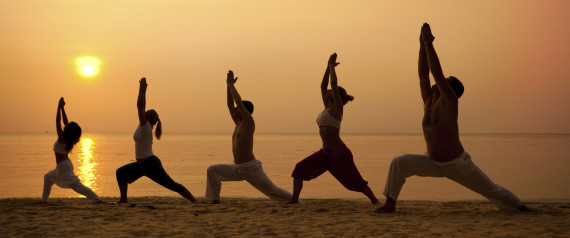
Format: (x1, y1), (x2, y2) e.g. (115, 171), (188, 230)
(116, 155), (187, 193)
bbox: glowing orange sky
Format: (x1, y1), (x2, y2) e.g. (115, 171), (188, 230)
(0, 1), (569, 133)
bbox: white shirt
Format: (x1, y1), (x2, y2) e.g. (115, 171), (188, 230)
(316, 109), (342, 129)
(134, 121), (154, 159)
(53, 141), (69, 155)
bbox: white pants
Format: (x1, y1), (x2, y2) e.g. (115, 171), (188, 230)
(206, 159), (293, 203)
(383, 152), (523, 210)
(42, 159), (101, 202)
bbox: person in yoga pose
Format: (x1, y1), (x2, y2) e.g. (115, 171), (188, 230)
(376, 23), (529, 213)
(42, 97), (102, 203)
(205, 70), (296, 204)
(289, 53), (379, 204)
(116, 77), (196, 203)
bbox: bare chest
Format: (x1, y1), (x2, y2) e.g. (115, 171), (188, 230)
(423, 98), (457, 128)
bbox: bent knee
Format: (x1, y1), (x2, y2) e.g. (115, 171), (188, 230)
(115, 168), (124, 179)
(206, 165), (218, 175)
(115, 168), (129, 184)
(291, 163), (307, 179)
(393, 154), (413, 161)
(391, 154), (418, 165)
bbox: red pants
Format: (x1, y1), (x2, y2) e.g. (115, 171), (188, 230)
(292, 145), (368, 192)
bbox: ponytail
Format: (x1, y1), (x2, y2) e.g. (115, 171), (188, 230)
(338, 86), (354, 105)
(155, 118), (162, 140)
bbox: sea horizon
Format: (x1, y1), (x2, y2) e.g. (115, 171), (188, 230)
(2, 132), (570, 135)
(1, 133), (569, 200)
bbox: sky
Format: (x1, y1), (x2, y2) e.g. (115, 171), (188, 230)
(1, 0), (569, 134)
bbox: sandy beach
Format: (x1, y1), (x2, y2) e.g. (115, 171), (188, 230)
(1, 197), (568, 237)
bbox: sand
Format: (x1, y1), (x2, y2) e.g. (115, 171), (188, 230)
(1, 197), (569, 238)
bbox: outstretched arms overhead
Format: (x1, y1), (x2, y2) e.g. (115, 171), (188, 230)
(56, 97), (66, 143)
(227, 87), (237, 123)
(137, 77), (148, 126)
(421, 23), (457, 102)
(320, 56), (340, 106)
(418, 29), (432, 103)
(227, 73), (238, 123)
(327, 53), (344, 114)
(226, 70), (253, 124)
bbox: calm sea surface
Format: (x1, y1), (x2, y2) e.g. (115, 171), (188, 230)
(1, 133), (569, 201)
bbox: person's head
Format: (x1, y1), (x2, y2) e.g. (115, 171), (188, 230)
(325, 86), (355, 106)
(62, 122), (81, 152)
(447, 76), (464, 99)
(242, 101), (254, 114)
(145, 109), (162, 140)
(234, 100), (254, 119)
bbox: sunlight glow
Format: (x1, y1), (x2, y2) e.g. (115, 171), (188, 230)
(82, 65), (94, 75)
(75, 56), (101, 78)
(76, 137), (98, 197)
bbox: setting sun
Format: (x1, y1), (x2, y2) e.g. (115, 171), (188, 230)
(82, 65), (94, 75)
(75, 56), (101, 78)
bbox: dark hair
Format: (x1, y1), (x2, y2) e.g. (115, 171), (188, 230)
(63, 122), (82, 152)
(242, 101), (254, 114)
(146, 109), (162, 140)
(338, 86), (355, 105)
(448, 76), (464, 99)
(155, 119), (162, 140)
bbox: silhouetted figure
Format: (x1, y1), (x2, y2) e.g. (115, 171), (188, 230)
(42, 97), (102, 203)
(289, 53), (379, 204)
(205, 70), (295, 204)
(116, 78), (196, 203)
(376, 23), (529, 213)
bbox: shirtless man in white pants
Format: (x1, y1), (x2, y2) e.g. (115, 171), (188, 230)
(376, 23), (529, 213)
(205, 70), (295, 204)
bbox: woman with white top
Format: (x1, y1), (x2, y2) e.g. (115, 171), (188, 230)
(289, 54), (378, 204)
(116, 77), (196, 203)
(42, 97), (102, 203)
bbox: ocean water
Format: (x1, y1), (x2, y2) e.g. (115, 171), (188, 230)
(0, 133), (569, 201)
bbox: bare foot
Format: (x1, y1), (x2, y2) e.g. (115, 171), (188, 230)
(287, 200), (303, 204)
(211, 200), (220, 204)
(374, 196), (396, 213)
(371, 198), (380, 205)
(180, 190), (197, 203)
(287, 199), (301, 204)
(374, 204), (395, 213)
(117, 199), (128, 204)
(518, 205), (532, 212)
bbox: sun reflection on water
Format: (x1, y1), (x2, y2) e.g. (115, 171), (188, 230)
(76, 137), (98, 196)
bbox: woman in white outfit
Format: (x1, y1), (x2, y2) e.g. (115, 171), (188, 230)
(42, 97), (102, 203)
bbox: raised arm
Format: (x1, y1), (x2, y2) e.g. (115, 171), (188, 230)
(60, 105), (69, 127)
(320, 58), (341, 106)
(137, 77), (148, 126)
(320, 64), (331, 106)
(418, 30), (432, 103)
(56, 97), (65, 142)
(421, 23), (457, 102)
(227, 74), (238, 123)
(226, 70), (253, 124)
(328, 53), (343, 112)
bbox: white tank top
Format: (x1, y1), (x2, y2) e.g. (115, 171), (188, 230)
(134, 122), (154, 159)
(53, 141), (69, 155)
(316, 109), (341, 129)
